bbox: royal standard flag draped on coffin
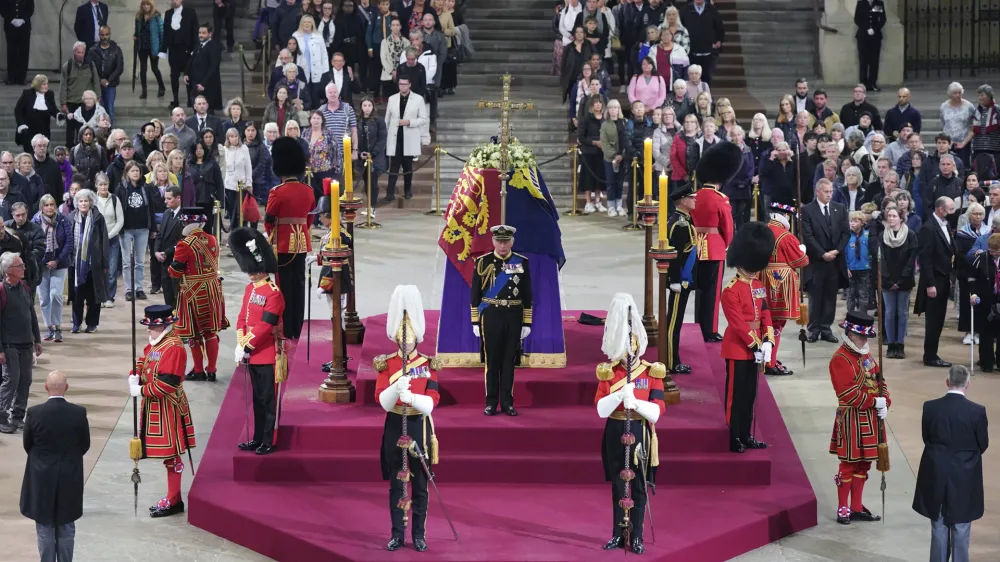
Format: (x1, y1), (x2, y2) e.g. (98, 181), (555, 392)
(436, 164), (567, 367)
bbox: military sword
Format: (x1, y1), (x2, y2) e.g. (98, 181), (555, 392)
(410, 441), (461, 542)
(636, 443), (656, 544)
(306, 266), (312, 362)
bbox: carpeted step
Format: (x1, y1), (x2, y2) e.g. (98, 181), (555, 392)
(276, 406), (732, 455)
(231, 449), (772, 486)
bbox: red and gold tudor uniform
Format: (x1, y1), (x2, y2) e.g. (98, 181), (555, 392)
(131, 305), (195, 517)
(829, 312), (890, 524)
(167, 209), (228, 381)
(763, 206), (809, 374)
(594, 360), (665, 547)
(691, 149), (736, 341)
(263, 137), (316, 341)
(374, 351), (441, 546)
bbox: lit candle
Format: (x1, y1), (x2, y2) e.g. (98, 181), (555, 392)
(332, 180), (341, 244)
(343, 135), (353, 199)
(643, 138), (653, 201)
(658, 174), (668, 242)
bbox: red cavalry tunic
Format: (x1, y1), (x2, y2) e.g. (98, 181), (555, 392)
(264, 180), (315, 255)
(721, 271), (775, 360)
(137, 332), (196, 459)
(764, 221), (809, 321)
(168, 229), (229, 338)
(236, 277), (286, 365)
(593, 360), (667, 417)
(374, 351), (443, 410)
(691, 186), (734, 261)
(829, 343), (891, 462)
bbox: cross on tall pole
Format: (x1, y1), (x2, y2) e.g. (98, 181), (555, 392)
(477, 73), (534, 224)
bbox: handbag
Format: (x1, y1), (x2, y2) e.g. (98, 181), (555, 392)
(241, 190), (261, 222)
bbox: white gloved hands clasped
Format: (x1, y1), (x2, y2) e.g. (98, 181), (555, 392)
(11, 19), (25, 27)
(867, 28), (874, 36)
(128, 374), (141, 397)
(622, 393), (638, 411)
(473, 325), (480, 338)
(394, 376), (411, 393)
(520, 326), (531, 339)
(761, 342), (773, 365)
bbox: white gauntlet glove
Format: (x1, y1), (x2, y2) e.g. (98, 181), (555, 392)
(874, 397), (886, 409)
(11, 19), (24, 27)
(761, 342), (773, 364)
(395, 376), (410, 393)
(622, 394), (638, 411)
(234, 345), (248, 364)
(305, 254), (317, 266)
(473, 325), (480, 338)
(128, 374), (141, 397)
(520, 326), (531, 339)
(669, 283), (682, 293)
(753, 350), (765, 364)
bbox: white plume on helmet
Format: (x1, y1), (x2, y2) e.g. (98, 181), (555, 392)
(601, 293), (647, 363)
(386, 285), (426, 344)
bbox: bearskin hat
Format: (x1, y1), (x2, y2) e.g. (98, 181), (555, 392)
(695, 142), (745, 187)
(726, 221), (775, 273)
(271, 137), (307, 177)
(228, 227), (278, 275)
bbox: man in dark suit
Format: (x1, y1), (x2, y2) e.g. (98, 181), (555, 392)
(155, 186), (184, 308)
(20, 371), (90, 562)
(185, 24), (223, 111)
(1, 0), (34, 85)
(913, 365), (988, 562)
(159, 0), (199, 109)
(917, 197), (957, 367)
(74, 0), (108, 50)
(319, 52), (361, 107)
(801, 178), (849, 342)
(791, 78), (816, 115)
(185, 95), (224, 140)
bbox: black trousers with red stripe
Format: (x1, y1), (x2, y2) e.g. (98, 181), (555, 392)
(724, 359), (760, 444)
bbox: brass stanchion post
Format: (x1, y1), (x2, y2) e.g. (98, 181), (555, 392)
(623, 157), (642, 231)
(356, 155), (381, 229)
(237, 180), (245, 229)
(426, 145), (444, 216)
(564, 146), (581, 216)
(214, 199), (222, 238)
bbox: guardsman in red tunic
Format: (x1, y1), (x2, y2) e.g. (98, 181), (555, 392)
(231, 227), (286, 455)
(264, 137), (316, 341)
(374, 285), (441, 553)
(830, 310), (889, 525)
(691, 143), (739, 342)
(127, 304), (195, 518)
(721, 222), (775, 453)
(168, 207), (229, 382)
(763, 201), (809, 376)
(594, 293), (665, 555)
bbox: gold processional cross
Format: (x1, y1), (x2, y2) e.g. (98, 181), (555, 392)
(477, 73), (534, 224)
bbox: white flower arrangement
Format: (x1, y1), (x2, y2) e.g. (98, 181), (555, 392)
(467, 139), (537, 170)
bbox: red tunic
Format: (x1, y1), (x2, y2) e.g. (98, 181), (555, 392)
(264, 180), (315, 255)
(374, 351), (443, 409)
(236, 277), (286, 365)
(690, 186), (734, 261)
(721, 271), (774, 360)
(168, 229), (229, 338)
(764, 221), (809, 321)
(137, 333), (196, 459)
(829, 344), (891, 462)
(593, 360), (667, 416)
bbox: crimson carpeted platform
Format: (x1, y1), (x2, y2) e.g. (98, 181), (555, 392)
(188, 312), (816, 561)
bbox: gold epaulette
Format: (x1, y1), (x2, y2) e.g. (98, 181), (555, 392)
(724, 277), (738, 290)
(597, 362), (614, 381)
(420, 352), (443, 370)
(373, 354), (389, 372)
(645, 361), (667, 379)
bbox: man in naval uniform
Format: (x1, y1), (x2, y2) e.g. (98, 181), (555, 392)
(471, 225), (532, 417)
(374, 285), (441, 553)
(665, 182), (698, 374)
